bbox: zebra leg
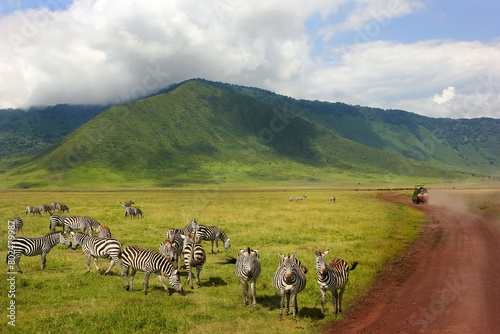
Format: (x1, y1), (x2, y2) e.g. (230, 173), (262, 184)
(292, 292), (298, 322)
(157, 272), (171, 296)
(15, 254), (23, 273)
(124, 266), (131, 290)
(93, 257), (103, 274)
(278, 291), (285, 321)
(196, 264), (202, 288)
(321, 288), (327, 315)
(250, 281), (257, 310)
(103, 258), (116, 276)
(186, 264), (193, 289)
(339, 287), (345, 313)
(333, 290), (339, 316)
(211, 240), (215, 253)
(285, 291), (290, 316)
(215, 239), (219, 253)
(129, 268), (137, 292)
(41, 251), (47, 269)
(241, 279), (248, 307)
(143, 271), (150, 295)
(85, 253), (92, 273)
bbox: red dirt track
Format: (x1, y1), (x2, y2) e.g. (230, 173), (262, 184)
(326, 192), (500, 334)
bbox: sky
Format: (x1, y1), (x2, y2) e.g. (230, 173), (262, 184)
(0, 0), (499, 119)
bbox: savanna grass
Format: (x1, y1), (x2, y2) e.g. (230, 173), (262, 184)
(1, 189), (425, 333)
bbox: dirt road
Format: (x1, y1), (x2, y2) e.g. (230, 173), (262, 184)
(325, 192), (500, 333)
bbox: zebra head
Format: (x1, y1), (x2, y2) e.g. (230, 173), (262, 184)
(162, 269), (183, 294)
(59, 232), (72, 248)
(315, 250), (329, 276)
(224, 238), (231, 250)
(69, 231), (82, 250)
(280, 252), (297, 285)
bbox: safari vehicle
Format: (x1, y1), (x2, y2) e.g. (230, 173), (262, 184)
(412, 185), (429, 204)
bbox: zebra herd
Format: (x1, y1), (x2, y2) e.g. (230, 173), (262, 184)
(7, 200), (357, 322)
(289, 194), (337, 203)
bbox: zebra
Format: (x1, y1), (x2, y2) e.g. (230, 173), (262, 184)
(26, 205), (41, 217)
(181, 232), (206, 289)
(296, 195), (307, 201)
(121, 200), (135, 208)
(273, 252), (308, 321)
(132, 207), (144, 219)
(289, 196), (293, 202)
(6, 231), (72, 273)
(49, 215), (67, 232)
(330, 196), (336, 203)
(63, 216), (93, 235)
(56, 203), (70, 213)
(85, 216), (101, 233)
(217, 247), (261, 309)
(164, 229), (184, 266)
(9, 217), (23, 235)
(180, 219), (198, 236)
(195, 225), (231, 253)
(159, 239), (176, 264)
(97, 226), (112, 239)
(70, 231), (124, 276)
(39, 204), (53, 215)
(315, 250), (358, 316)
(122, 245), (183, 295)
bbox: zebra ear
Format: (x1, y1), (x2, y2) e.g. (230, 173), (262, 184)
(70, 231), (75, 237)
(324, 250), (329, 256)
(279, 252), (285, 259)
(291, 251), (297, 260)
(314, 250), (321, 257)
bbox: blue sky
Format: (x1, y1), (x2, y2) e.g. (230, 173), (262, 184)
(0, 0), (499, 118)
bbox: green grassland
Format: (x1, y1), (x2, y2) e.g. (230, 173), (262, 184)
(1, 189), (425, 333)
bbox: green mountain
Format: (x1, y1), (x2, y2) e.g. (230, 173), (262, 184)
(1, 79), (498, 189)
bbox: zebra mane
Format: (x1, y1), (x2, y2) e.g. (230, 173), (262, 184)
(45, 231), (64, 237)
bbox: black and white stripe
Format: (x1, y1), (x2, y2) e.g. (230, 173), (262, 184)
(9, 217), (23, 235)
(97, 226), (111, 239)
(273, 252), (307, 321)
(315, 250), (358, 316)
(164, 229), (183, 266)
(181, 233), (206, 289)
(6, 231), (71, 273)
(122, 245), (183, 295)
(70, 232), (124, 275)
(121, 200), (135, 208)
(63, 216), (93, 235)
(195, 225), (231, 253)
(26, 205), (41, 217)
(39, 204), (53, 215)
(49, 215), (67, 232)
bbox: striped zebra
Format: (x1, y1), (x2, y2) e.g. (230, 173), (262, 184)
(6, 231), (72, 273)
(122, 245), (183, 295)
(121, 200), (135, 208)
(49, 215), (67, 232)
(124, 207), (144, 219)
(181, 232), (206, 289)
(70, 232), (124, 276)
(218, 247), (261, 309)
(315, 250), (358, 316)
(97, 226), (112, 239)
(63, 216), (92, 235)
(195, 225), (231, 253)
(273, 252), (308, 321)
(9, 218), (23, 235)
(39, 204), (53, 215)
(55, 203), (70, 213)
(85, 216), (101, 233)
(296, 195), (307, 201)
(180, 219), (198, 236)
(26, 205), (41, 217)
(164, 229), (184, 266)
(330, 196), (336, 203)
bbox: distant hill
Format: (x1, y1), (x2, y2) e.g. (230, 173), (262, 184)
(1, 79), (498, 188)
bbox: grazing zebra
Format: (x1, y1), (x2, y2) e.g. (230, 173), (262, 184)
(63, 216), (93, 235)
(330, 196), (336, 203)
(49, 215), (67, 232)
(315, 250), (358, 316)
(56, 203), (70, 213)
(124, 207), (144, 219)
(132, 207), (144, 219)
(181, 232), (206, 289)
(289, 196), (293, 202)
(122, 245), (183, 295)
(9, 218), (23, 235)
(85, 216), (101, 233)
(195, 225), (231, 253)
(273, 252), (308, 321)
(39, 204), (53, 215)
(121, 200), (135, 208)
(296, 195), (307, 201)
(70, 232), (124, 276)
(218, 247), (261, 309)
(6, 231), (72, 273)
(26, 205), (41, 217)
(97, 226), (112, 239)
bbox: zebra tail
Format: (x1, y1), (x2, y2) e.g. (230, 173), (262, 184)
(350, 261), (359, 271)
(215, 257), (237, 265)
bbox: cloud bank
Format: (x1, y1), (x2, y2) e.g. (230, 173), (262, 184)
(0, 0), (499, 119)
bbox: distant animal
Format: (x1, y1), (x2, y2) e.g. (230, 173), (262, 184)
(273, 252), (307, 321)
(181, 232), (206, 289)
(218, 247), (261, 309)
(63, 216), (93, 235)
(296, 195), (307, 201)
(49, 215), (67, 232)
(121, 245), (183, 295)
(97, 226), (112, 239)
(330, 196), (336, 203)
(6, 231), (72, 273)
(70, 231), (124, 276)
(132, 207), (144, 219)
(314, 250), (358, 316)
(39, 204), (53, 215)
(289, 197), (293, 202)
(9, 217), (23, 235)
(124, 207), (144, 219)
(195, 225), (231, 253)
(56, 203), (70, 213)
(121, 200), (135, 208)
(26, 206), (41, 217)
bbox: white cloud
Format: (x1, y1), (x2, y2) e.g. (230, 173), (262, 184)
(0, 0), (499, 120)
(433, 87), (455, 104)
